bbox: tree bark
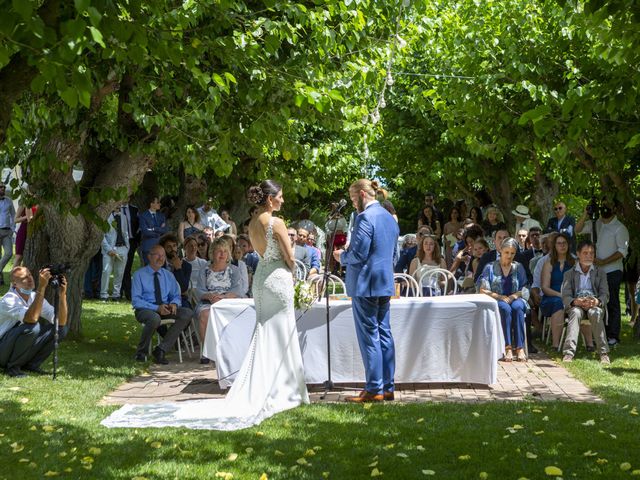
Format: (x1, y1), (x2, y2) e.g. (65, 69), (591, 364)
(532, 153), (559, 224)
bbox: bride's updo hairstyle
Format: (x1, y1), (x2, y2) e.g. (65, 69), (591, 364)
(349, 178), (388, 200)
(247, 179), (282, 206)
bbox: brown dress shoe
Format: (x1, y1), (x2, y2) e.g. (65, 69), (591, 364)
(345, 390), (384, 403)
(383, 391), (395, 401)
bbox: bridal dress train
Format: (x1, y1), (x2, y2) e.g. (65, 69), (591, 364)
(102, 218), (310, 430)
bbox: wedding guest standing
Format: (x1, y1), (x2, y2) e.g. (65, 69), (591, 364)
(0, 183), (16, 285)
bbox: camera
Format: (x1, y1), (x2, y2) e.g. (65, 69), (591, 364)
(585, 195), (599, 220)
(42, 263), (71, 287)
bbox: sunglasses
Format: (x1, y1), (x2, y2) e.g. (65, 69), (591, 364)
(554, 206), (564, 211)
(288, 233), (296, 237)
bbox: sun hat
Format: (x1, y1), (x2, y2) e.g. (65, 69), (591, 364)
(511, 205), (531, 218)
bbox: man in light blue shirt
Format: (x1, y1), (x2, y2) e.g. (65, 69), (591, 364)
(0, 184), (16, 285)
(132, 245), (192, 364)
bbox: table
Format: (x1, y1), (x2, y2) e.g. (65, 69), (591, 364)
(203, 295), (505, 389)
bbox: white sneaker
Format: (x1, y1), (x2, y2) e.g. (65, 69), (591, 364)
(607, 338), (618, 346)
(562, 354), (573, 363)
(600, 354), (611, 365)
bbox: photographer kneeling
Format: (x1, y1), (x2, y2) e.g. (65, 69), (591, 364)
(0, 267), (68, 377)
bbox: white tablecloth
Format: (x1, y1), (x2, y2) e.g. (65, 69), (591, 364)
(203, 295), (505, 388)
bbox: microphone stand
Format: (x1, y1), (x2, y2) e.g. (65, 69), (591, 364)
(320, 203), (346, 398)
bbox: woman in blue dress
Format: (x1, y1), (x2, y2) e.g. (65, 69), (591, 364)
(178, 205), (205, 244)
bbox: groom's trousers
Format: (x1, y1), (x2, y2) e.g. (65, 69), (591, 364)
(351, 296), (395, 394)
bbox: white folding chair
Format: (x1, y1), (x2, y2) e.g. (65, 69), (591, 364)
(294, 259), (308, 281)
(148, 318), (192, 363)
(394, 273), (420, 297)
(418, 268), (458, 296)
(309, 274), (346, 298)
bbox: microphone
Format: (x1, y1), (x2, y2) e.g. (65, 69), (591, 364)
(331, 199), (347, 214)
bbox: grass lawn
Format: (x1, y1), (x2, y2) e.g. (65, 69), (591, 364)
(1, 293), (639, 479)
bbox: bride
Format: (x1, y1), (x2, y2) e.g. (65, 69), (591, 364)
(102, 180), (309, 430)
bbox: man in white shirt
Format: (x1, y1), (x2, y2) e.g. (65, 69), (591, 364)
(0, 267), (68, 377)
(576, 197), (629, 345)
(197, 197), (230, 234)
(512, 205), (542, 233)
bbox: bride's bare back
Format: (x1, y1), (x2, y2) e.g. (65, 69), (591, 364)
(248, 212), (295, 270)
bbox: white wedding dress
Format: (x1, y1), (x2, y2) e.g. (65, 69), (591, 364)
(102, 217), (309, 430)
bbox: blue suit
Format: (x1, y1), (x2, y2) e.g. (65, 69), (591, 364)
(340, 201), (399, 394)
(139, 210), (168, 265)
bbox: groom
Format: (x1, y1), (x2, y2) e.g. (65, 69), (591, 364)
(333, 179), (399, 403)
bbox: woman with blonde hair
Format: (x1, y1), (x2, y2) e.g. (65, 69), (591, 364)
(481, 205), (507, 241)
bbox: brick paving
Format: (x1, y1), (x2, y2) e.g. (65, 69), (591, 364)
(100, 350), (602, 406)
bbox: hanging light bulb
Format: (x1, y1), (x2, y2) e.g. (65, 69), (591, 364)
(379, 94), (386, 109)
(386, 70), (394, 86)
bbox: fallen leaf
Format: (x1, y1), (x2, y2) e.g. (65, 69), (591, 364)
(132, 476), (149, 480)
(596, 458), (608, 465)
(88, 447), (101, 455)
(383, 443), (395, 450)
(19, 397), (29, 404)
(43, 471), (59, 477)
(304, 449), (316, 457)
(274, 450), (285, 456)
(526, 452), (538, 459)
(396, 453), (408, 458)
(370, 468), (383, 477)
(150, 442), (161, 449)
(534, 431), (545, 435)
(81, 456), (94, 464)
(544, 466), (562, 476)
(368, 461), (378, 467)
(472, 412), (480, 417)
(542, 416), (549, 421)
(631, 407), (639, 416)
(422, 470), (435, 476)
(582, 419), (595, 426)
(29, 426), (37, 431)
(459, 455), (471, 461)
(631, 470), (640, 475)
(479, 473), (489, 479)
(259, 474), (268, 480)
(417, 418), (424, 423)
(296, 458), (308, 466)
(256, 431), (265, 437)
(621, 463), (632, 471)
(416, 445), (425, 451)
(610, 434), (617, 439)
(322, 473), (330, 479)
(583, 450), (598, 456)
(11, 442), (24, 453)
(532, 408), (542, 413)
(18, 458), (29, 463)
(227, 453), (238, 461)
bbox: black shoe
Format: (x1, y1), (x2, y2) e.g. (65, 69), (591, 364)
(23, 366), (49, 375)
(134, 353), (147, 362)
(6, 367), (26, 378)
(200, 357), (211, 365)
(528, 344), (539, 354)
(152, 346), (169, 365)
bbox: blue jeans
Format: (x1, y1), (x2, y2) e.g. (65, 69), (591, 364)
(351, 296), (395, 394)
(497, 299), (527, 349)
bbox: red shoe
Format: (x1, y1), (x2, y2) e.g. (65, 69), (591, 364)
(345, 390), (384, 403)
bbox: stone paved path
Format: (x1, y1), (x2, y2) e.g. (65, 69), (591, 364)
(101, 350), (602, 406)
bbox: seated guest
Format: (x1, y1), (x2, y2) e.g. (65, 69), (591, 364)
(297, 228), (321, 277)
(470, 238), (490, 277)
(139, 196), (168, 266)
(474, 229), (530, 282)
(443, 206), (463, 267)
(545, 201), (575, 250)
(196, 233), (210, 259)
(417, 205), (442, 239)
(450, 225), (485, 278)
(220, 234), (250, 297)
(512, 205), (542, 234)
(478, 237), (529, 362)
(0, 267), (68, 377)
(409, 234), (446, 296)
(178, 205), (205, 245)
(159, 233), (192, 309)
(306, 232), (323, 263)
(540, 233), (577, 349)
(288, 227), (311, 276)
(481, 205), (507, 241)
(198, 197), (230, 234)
(395, 225), (433, 273)
(521, 226), (544, 268)
(219, 208), (238, 236)
(561, 240), (610, 364)
(132, 245), (192, 364)
(183, 236), (209, 292)
(237, 234), (259, 276)
(468, 206), (483, 225)
(100, 205), (129, 301)
(516, 228), (529, 250)
(195, 239), (245, 362)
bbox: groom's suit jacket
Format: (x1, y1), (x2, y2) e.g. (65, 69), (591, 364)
(341, 202), (399, 298)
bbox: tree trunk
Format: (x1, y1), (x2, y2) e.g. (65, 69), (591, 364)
(532, 154), (559, 224)
(24, 205), (103, 336)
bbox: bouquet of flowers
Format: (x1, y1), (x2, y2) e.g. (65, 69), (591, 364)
(294, 280), (316, 311)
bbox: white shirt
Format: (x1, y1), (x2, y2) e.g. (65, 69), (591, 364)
(575, 263), (595, 296)
(579, 216), (629, 273)
(531, 253), (549, 290)
(515, 218), (542, 233)
(184, 257), (210, 291)
(197, 207), (230, 233)
(0, 287), (55, 338)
